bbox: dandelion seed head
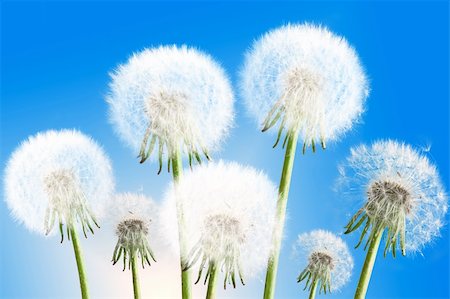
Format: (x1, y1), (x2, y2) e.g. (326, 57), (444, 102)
(295, 230), (353, 292)
(4, 130), (114, 237)
(117, 219), (149, 238)
(105, 193), (158, 269)
(339, 140), (448, 253)
(365, 180), (413, 227)
(107, 45), (234, 162)
(160, 161), (277, 283)
(241, 23), (368, 147)
(202, 214), (246, 264)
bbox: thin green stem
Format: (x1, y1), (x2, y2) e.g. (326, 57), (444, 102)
(354, 229), (384, 299)
(131, 254), (141, 299)
(70, 226), (89, 299)
(205, 262), (219, 299)
(309, 280), (318, 299)
(263, 132), (299, 299)
(172, 150), (192, 299)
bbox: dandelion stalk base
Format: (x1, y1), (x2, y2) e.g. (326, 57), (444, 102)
(205, 262), (219, 299)
(70, 226), (89, 299)
(131, 255), (141, 299)
(309, 280), (317, 299)
(172, 150), (192, 299)
(263, 131), (298, 299)
(354, 229), (383, 299)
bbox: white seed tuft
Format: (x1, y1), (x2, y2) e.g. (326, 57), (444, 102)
(338, 140), (448, 253)
(107, 45), (234, 164)
(160, 161), (277, 286)
(4, 130), (114, 237)
(240, 23), (369, 148)
(294, 230), (353, 292)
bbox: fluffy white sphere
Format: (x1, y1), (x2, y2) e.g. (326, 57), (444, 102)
(294, 230), (353, 292)
(160, 161), (277, 282)
(4, 130), (114, 237)
(107, 45), (234, 162)
(241, 23), (369, 146)
(338, 140), (447, 253)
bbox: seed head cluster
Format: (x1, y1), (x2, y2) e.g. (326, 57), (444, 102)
(241, 23), (369, 151)
(106, 193), (158, 270)
(339, 140), (447, 254)
(107, 45), (234, 171)
(160, 161), (277, 289)
(4, 130), (114, 239)
(294, 230), (353, 293)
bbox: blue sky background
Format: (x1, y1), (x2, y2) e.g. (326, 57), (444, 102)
(1, 1), (449, 298)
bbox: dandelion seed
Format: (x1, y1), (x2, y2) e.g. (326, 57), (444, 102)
(4, 129), (114, 299)
(107, 45), (234, 170)
(294, 230), (353, 298)
(339, 140), (447, 298)
(160, 161), (277, 298)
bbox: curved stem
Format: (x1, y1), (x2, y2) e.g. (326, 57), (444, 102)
(309, 280), (318, 299)
(70, 226), (89, 299)
(354, 229), (384, 299)
(205, 262), (219, 299)
(172, 150), (192, 299)
(131, 254), (141, 299)
(263, 132), (299, 299)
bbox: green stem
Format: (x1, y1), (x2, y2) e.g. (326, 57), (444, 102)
(70, 226), (89, 299)
(309, 280), (318, 299)
(263, 132), (299, 299)
(131, 254), (141, 299)
(171, 150), (192, 299)
(354, 229), (384, 299)
(205, 262), (219, 299)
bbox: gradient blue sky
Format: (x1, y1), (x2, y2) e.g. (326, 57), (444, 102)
(1, 1), (449, 299)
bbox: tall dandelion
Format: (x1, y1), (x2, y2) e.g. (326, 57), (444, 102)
(107, 45), (234, 299)
(294, 230), (353, 299)
(339, 140), (447, 298)
(160, 161), (277, 299)
(4, 130), (114, 299)
(240, 23), (369, 299)
(104, 193), (158, 299)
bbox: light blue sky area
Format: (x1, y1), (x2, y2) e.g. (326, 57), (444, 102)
(1, 1), (448, 299)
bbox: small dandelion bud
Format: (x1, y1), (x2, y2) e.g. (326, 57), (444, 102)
(240, 23), (369, 152)
(107, 45), (234, 172)
(4, 130), (114, 241)
(160, 161), (277, 293)
(340, 140), (448, 256)
(107, 193), (157, 271)
(294, 230), (353, 297)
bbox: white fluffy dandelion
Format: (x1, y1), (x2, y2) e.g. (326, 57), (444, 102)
(104, 193), (158, 299)
(4, 129), (114, 240)
(160, 161), (277, 296)
(4, 129), (114, 299)
(241, 23), (369, 152)
(340, 140), (447, 254)
(241, 23), (368, 299)
(294, 230), (353, 296)
(339, 140), (447, 299)
(107, 45), (234, 171)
